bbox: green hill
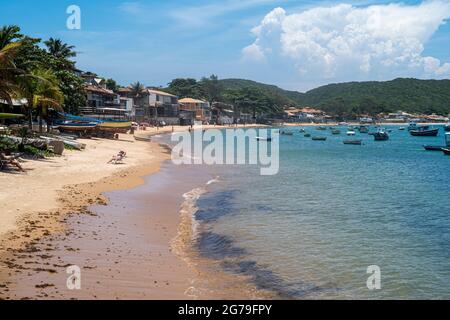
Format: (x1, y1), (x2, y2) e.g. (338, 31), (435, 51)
(220, 78), (450, 116)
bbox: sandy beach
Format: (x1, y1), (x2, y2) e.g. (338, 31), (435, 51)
(0, 124), (269, 300)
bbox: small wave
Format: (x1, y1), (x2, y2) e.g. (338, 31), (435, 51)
(207, 176), (220, 185)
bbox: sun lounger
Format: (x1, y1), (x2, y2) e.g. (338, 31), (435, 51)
(0, 153), (25, 172)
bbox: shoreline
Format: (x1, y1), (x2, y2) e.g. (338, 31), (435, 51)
(0, 124), (269, 300)
(0, 134), (173, 299)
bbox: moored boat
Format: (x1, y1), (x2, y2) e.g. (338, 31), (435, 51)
(410, 126), (439, 137)
(256, 137), (272, 142)
(442, 148), (450, 156)
(304, 133), (311, 138)
(343, 140), (363, 145)
(444, 124), (450, 132)
(316, 126), (327, 131)
(332, 129), (341, 135)
(408, 122), (418, 131)
(374, 128), (389, 141)
(312, 136), (327, 141)
(281, 131), (294, 136)
(358, 126), (369, 133)
(423, 145), (444, 151)
(347, 130), (356, 136)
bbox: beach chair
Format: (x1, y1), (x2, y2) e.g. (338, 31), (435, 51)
(0, 153), (25, 172)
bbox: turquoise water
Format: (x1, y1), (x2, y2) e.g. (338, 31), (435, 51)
(192, 126), (450, 299)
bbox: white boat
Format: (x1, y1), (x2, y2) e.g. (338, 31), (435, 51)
(408, 122), (418, 131)
(339, 122), (349, 126)
(347, 130), (356, 136)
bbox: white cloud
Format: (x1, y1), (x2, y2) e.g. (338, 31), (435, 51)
(243, 1), (450, 82)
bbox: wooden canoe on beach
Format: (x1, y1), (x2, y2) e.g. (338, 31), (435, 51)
(134, 135), (152, 142)
(96, 122), (132, 134)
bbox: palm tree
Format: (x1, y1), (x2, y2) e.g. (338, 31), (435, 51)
(0, 25), (22, 50)
(0, 42), (24, 104)
(44, 38), (76, 60)
(130, 81), (146, 120)
(18, 68), (64, 132)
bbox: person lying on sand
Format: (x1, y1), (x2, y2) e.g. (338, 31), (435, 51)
(0, 152), (25, 172)
(107, 151), (127, 164)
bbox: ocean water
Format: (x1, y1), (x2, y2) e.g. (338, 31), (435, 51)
(160, 126), (450, 299)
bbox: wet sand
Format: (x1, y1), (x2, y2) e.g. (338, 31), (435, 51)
(0, 127), (273, 300)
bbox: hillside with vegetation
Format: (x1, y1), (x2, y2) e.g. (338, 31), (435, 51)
(301, 78), (450, 116)
(218, 78), (450, 117)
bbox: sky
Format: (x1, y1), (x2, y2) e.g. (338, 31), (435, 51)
(1, 0), (450, 92)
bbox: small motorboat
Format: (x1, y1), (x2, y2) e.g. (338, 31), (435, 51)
(374, 128), (389, 141)
(444, 124), (450, 132)
(299, 128), (306, 133)
(316, 126), (327, 131)
(410, 126), (439, 137)
(312, 136), (327, 141)
(304, 133), (311, 138)
(343, 140), (363, 145)
(399, 127), (406, 131)
(442, 148), (450, 156)
(358, 126), (369, 134)
(332, 129), (341, 135)
(347, 130), (356, 136)
(423, 145), (444, 151)
(281, 131), (294, 136)
(256, 137), (272, 142)
(408, 122), (419, 131)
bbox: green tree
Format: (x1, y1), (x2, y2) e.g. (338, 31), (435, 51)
(167, 78), (204, 98)
(44, 38), (76, 60)
(0, 25), (22, 50)
(105, 78), (118, 91)
(200, 74), (221, 105)
(18, 68), (64, 131)
(0, 42), (24, 104)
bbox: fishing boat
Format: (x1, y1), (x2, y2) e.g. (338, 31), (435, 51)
(424, 133), (449, 151)
(423, 145), (443, 151)
(56, 121), (98, 132)
(358, 126), (369, 133)
(373, 128), (389, 141)
(408, 122), (419, 131)
(96, 121), (132, 134)
(256, 137), (272, 142)
(332, 129), (341, 135)
(442, 148), (450, 156)
(410, 126), (439, 137)
(343, 140), (363, 145)
(134, 135), (152, 142)
(312, 136), (327, 141)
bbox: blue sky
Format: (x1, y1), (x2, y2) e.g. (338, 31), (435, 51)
(1, 0), (450, 91)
